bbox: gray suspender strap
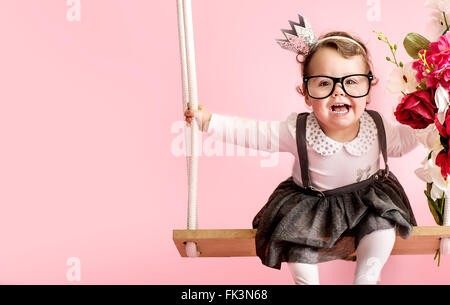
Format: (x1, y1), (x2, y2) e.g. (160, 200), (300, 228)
(365, 110), (390, 178)
(296, 113), (312, 189)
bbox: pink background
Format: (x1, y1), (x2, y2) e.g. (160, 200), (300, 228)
(0, 0), (448, 284)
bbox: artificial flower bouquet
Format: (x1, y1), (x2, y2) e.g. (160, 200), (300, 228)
(374, 0), (449, 263)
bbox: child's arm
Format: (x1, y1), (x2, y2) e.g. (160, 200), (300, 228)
(206, 112), (298, 154)
(184, 103), (297, 154)
(381, 113), (420, 157)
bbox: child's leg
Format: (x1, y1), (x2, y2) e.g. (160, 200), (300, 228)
(287, 262), (320, 285)
(353, 227), (396, 285)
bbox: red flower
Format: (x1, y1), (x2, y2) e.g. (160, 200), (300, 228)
(412, 32), (450, 91)
(434, 113), (450, 138)
(394, 89), (437, 129)
(436, 149), (450, 179)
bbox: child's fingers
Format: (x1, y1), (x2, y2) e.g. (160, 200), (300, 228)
(185, 114), (193, 125)
(185, 108), (196, 121)
(187, 102), (203, 110)
(185, 109), (200, 118)
(185, 103), (205, 129)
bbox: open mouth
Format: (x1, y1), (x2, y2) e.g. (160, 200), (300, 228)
(330, 104), (351, 114)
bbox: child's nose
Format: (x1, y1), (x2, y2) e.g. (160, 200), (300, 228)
(332, 84), (346, 96)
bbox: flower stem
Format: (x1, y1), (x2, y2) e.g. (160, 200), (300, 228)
(443, 12), (450, 35)
(419, 50), (433, 73)
(434, 248), (441, 267)
(373, 31), (400, 67)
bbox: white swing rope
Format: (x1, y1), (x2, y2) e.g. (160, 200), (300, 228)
(176, 0), (200, 257)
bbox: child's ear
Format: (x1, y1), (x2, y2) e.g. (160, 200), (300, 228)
(296, 85), (312, 106)
(372, 76), (379, 86)
(305, 96), (312, 107)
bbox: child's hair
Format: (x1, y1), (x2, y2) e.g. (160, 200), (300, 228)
(296, 31), (378, 97)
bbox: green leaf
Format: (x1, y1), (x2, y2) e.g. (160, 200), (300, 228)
(386, 57), (391, 62)
(403, 33), (431, 59)
(425, 185), (443, 225)
(416, 79), (427, 91)
(440, 193), (446, 215)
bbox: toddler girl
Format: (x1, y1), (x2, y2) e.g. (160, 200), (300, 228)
(184, 19), (418, 285)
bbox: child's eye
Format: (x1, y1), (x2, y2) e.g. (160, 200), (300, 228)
(319, 81), (331, 87)
(345, 78), (358, 85)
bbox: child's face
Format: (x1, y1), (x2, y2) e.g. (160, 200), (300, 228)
(305, 47), (370, 139)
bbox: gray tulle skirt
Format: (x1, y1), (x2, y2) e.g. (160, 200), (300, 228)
(252, 170), (417, 270)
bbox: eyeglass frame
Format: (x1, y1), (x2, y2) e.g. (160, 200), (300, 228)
(302, 72), (374, 99)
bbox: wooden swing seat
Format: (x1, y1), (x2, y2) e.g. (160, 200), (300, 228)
(173, 226), (450, 257)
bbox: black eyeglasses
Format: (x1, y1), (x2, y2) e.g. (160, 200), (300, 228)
(303, 73), (374, 99)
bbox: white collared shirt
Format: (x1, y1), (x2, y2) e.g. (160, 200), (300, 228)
(206, 110), (419, 191)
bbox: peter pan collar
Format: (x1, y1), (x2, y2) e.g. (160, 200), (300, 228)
(305, 111), (378, 156)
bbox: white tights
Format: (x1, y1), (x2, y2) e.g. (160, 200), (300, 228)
(287, 228), (396, 285)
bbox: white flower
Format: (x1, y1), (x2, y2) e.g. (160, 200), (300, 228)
(415, 125), (441, 150)
(435, 85), (450, 124)
(425, 12), (450, 41)
(415, 150), (449, 200)
(424, 0), (450, 41)
(425, 0), (450, 13)
(386, 62), (419, 95)
(431, 178), (448, 201)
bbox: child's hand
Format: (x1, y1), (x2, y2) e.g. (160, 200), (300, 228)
(184, 103), (212, 132)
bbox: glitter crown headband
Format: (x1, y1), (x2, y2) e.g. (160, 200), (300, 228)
(276, 14), (366, 61)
